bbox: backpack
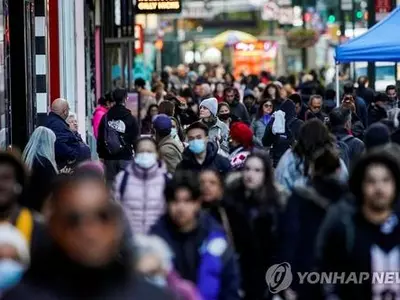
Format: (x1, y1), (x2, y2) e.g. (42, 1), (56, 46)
(103, 114), (126, 155)
(336, 135), (353, 168)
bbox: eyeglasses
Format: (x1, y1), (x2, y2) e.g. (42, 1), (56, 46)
(60, 205), (120, 229)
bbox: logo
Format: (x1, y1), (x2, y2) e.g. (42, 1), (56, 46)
(265, 262), (293, 294)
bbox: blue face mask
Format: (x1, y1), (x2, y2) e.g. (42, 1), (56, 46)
(147, 275), (167, 288)
(171, 128), (178, 138)
(189, 139), (206, 154)
(0, 259), (25, 290)
(134, 152), (157, 169)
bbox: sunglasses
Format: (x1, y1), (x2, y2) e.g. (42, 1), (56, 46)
(60, 205), (120, 229)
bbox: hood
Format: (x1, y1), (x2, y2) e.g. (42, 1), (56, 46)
(107, 104), (132, 120)
(94, 105), (108, 115)
(349, 149), (400, 206)
(279, 99), (297, 121)
(181, 141), (218, 167)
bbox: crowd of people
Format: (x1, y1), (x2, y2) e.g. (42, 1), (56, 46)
(0, 64), (400, 300)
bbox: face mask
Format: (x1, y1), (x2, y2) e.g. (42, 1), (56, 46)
(171, 128), (178, 138)
(0, 259), (25, 290)
(134, 152), (157, 169)
(218, 113), (230, 121)
(147, 275), (167, 287)
(189, 139), (206, 154)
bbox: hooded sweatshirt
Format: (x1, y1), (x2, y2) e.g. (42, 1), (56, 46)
(92, 105), (108, 139)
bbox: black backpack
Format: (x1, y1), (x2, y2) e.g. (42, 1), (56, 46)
(103, 114), (126, 155)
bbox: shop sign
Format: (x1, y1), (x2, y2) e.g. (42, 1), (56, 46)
(262, 0), (279, 21)
(135, 0), (182, 14)
(278, 7), (294, 25)
(375, 0), (392, 21)
(135, 24), (144, 54)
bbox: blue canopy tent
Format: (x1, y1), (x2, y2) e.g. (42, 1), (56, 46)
(334, 6), (400, 106)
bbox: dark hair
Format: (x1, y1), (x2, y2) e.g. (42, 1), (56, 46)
(312, 146), (341, 177)
(349, 148), (400, 205)
(134, 136), (157, 152)
(98, 91), (113, 106)
(218, 102), (230, 113)
(374, 92), (390, 103)
(134, 78), (146, 89)
(262, 83), (281, 100)
(243, 150), (281, 208)
(343, 82), (355, 95)
(256, 99), (274, 119)
(180, 87), (194, 99)
(325, 89), (336, 100)
(293, 119), (335, 176)
(329, 107), (351, 128)
(165, 170), (201, 203)
(112, 88), (127, 104)
(186, 121), (209, 137)
(0, 152), (27, 189)
(386, 85), (397, 93)
(288, 93), (302, 105)
(146, 104), (158, 117)
(158, 101), (175, 117)
(357, 76), (369, 87)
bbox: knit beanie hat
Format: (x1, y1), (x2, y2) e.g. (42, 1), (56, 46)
(230, 122), (254, 149)
(364, 122), (391, 150)
(153, 114), (172, 133)
(200, 98), (218, 117)
(0, 224), (30, 265)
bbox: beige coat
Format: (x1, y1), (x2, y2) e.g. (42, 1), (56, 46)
(158, 136), (184, 174)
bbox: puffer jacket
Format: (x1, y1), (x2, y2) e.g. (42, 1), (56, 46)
(204, 118), (230, 154)
(113, 161), (167, 235)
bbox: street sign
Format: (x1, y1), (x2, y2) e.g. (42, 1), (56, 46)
(262, 0), (280, 21)
(135, 0), (182, 14)
(375, 0), (392, 21)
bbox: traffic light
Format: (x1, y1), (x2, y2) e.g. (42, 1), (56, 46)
(328, 14), (336, 23)
(356, 11), (363, 19)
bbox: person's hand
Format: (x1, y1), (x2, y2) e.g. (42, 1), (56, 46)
(137, 254), (162, 275)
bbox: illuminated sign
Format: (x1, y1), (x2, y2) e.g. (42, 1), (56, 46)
(135, 24), (144, 54)
(135, 0), (182, 14)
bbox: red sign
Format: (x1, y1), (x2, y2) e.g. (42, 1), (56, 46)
(375, 0), (392, 21)
(135, 24), (144, 54)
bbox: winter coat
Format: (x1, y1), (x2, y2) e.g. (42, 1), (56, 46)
(332, 127), (365, 164)
(224, 178), (289, 300)
(251, 116), (272, 141)
(279, 177), (349, 299)
(158, 135), (184, 174)
(151, 213), (241, 300)
(176, 142), (231, 176)
(229, 146), (251, 171)
(228, 101), (250, 125)
(92, 105), (108, 139)
(355, 96), (368, 128)
(45, 112), (86, 169)
(3, 231), (172, 300)
(275, 149), (349, 192)
(113, 161), (167, 235)
(203, 118), (230, 154)
(368, 103), (388, 126)
(357, 86), (375, 106)
(97, 104), (139, 160)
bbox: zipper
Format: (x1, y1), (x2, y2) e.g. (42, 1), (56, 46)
(142, 171), (148, 233)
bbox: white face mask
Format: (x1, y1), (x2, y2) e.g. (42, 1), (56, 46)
(134, 152), (157, 169)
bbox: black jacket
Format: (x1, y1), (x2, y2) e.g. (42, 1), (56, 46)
(368, 103), (388, 126)
(332, 127), (365, 164)
(228, 100), (250, 125)
(176, 142), (231, 175)
(97, 104), (139, 160)
(357, 86), (375, 106)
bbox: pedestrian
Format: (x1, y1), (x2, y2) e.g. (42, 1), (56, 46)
(316, 148), (400, 300)
(153, 114), (183, 174)
(329, 107), (365, 166)
(275, 119), (348, 192)
(3, 171), (172, 300)
(223, 87), (250, 124)
(364, 122), (391, 151)
(218, 102), (236, 129)
(0, 152), (44, 254)
(343, 82), (368, 127)
(356, 76), (375, 105)
(224, 151), (288, 300)
(66, 113), (91, 161)
(263, 99), (303, 168)
(368, 92), (389, 126)
(228, 122), (254, 171)
(243, 89), (258, 119)
(92, 92), (114, 139)
(304, 95), (328, 123)
(151, 170), (241, 300)
(251, 99), (274, 141)
(22, 127), (58, 213)
(141, 104), (158, 135)
(158, 100), (175, 117)
(171, 117), (186, 147)
(279, 147), (349, 299)
(386, 84), (399, 110)
(46, 98), (87, 170)
(176, 121), (231, 175)
(214, 82), (225, 103)
(113, 137), (168, 235)
(135, 78), (156, 119)
(199, 97), (230, 155)
(0, 224), (30, 295)
(135, 234), (201, 300)
(97, 88), (139, 183)
(289, 93), (307, 121)
(341, 93), (365, 139)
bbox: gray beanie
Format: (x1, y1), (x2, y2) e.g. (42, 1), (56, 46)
(200, 97), (218, 117)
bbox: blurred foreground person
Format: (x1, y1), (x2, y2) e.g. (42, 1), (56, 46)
(151, 171), (241, 300)
(0, 152), (44, 253)
(225, 151), (287, 300)
(316, 148), (400, 300)
(176, 122), (231, 175)
(0, 224), (30, 295)
(3, 172), (172, 299)
(280, 147), (349, 299)
(114, 137), (167, 234)
(22, 127), (58, 213)
(135, 234), (201, 300)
